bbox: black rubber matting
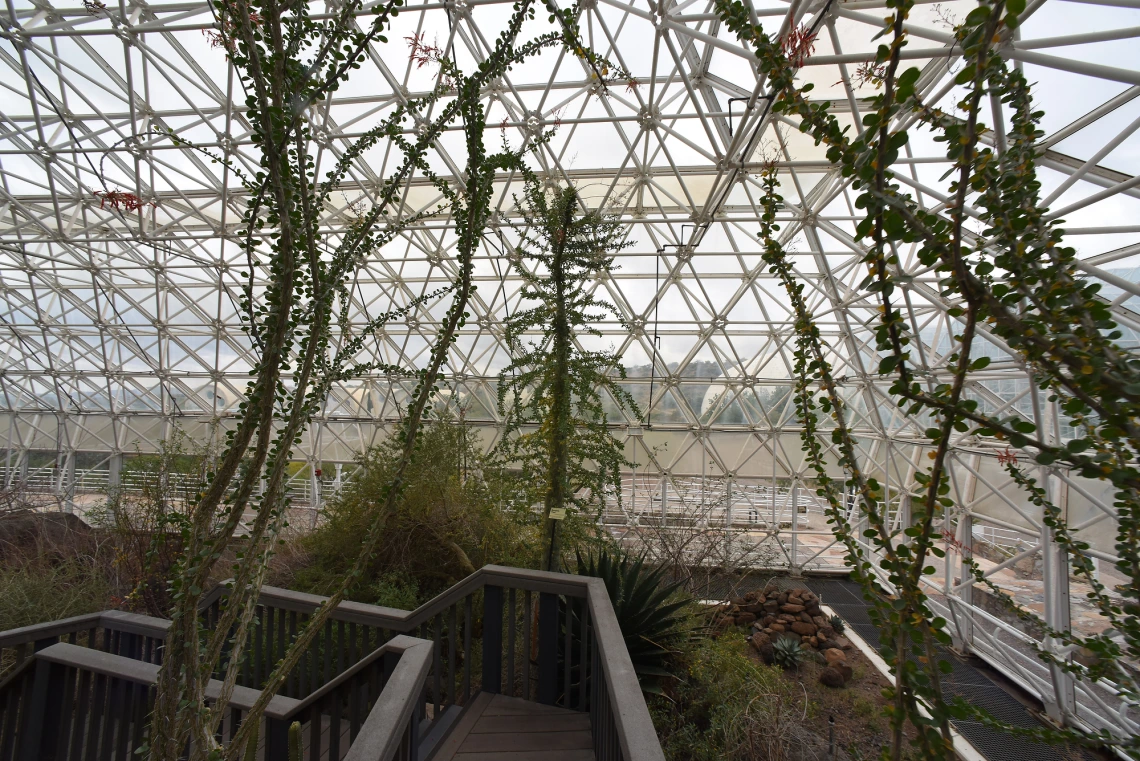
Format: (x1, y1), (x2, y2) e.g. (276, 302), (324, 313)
(803, 578), (1102, 761)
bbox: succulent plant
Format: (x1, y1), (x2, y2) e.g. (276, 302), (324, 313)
(771, 636), (805, 669)
(574, 548), (691, 694)
(828, 614), (846, 634)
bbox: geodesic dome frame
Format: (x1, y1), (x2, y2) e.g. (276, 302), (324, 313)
(1, 0), (1138, 742)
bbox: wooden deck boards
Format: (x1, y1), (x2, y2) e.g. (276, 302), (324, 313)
(430, 693), (595, 761)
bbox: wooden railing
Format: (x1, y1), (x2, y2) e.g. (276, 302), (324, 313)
(0, 565), (665, 761)
(0, 636), (430, 761)
(0, 610), (169, 682)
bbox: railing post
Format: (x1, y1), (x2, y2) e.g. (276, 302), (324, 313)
(264, 717), (289, 761)
(20, 659), (67, 761)
(537, 593), (559, 705)
(481, 586), (503, 694)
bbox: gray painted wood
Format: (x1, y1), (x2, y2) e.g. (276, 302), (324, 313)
(432, 693), (595, 761)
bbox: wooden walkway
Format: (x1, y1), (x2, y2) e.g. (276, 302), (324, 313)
(430, 692), (595, 761)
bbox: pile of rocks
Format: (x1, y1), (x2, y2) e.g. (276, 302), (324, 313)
(714, 585), (857, 687)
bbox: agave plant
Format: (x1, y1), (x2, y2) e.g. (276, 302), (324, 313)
(771, 636), (805, 670)
(828, 614), (845, 635)
(573, 548), (692, 694)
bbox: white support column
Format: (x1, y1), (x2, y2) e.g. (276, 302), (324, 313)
(59, 447), (76, 514)
(108, 451), (123, 490)
(1042, 470), (1076, 724)
(790, 480), (801, 577)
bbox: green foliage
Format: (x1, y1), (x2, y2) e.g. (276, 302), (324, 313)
(713, 0), (1140, 756)
(293, 418), (540, 601)
(650, 630), (812, 761)
(147, 0), (615, 752)
(574, 548), (690, 693)
(0, 559), (111, 634)
(829, 614), (846, 635)
(494, 179), (639, 571)
(771, 636), (805, 670)
(86, 431), (212, 616)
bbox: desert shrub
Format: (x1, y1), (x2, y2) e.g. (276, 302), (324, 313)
(653, 630), (824, 761)
(85, 433), (216, 616)
(292, 417), (540, 604)
(0, 559), (112, 632)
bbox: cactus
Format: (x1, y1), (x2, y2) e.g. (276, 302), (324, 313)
(289, 721), (303, 761)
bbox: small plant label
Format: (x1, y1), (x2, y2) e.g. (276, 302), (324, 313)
(548, 508), (567, 520)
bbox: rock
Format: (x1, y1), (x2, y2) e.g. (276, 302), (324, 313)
(760, 615), (776, 627)
(777, 614), (795, 624)
(820, 666), (847, 688)
(735, 612), (756, 625)
(778, 591), (789, 605)
(790, 621), (817, 636)
(835, 663), (854, 682)
(763, 600), (780, 612)
(833, 635), (853, 650)
(744, 602), (766, 615)
(769, 623), (786, 632)
(750, 631), (772, 651)
(811, 615), (828, 628)
(824, 648), (847, 665)
(1074, 647), (1100, 669)
(805, 603), (823, 616)
(808, 636), (819, 648)
(758, 642), (776, 665)
(798, 612), (813, 624)
(780, 603), (806, 613)
(819, 626), (836, 640)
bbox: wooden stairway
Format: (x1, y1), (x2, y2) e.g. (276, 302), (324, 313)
(430, 692), (595, 761)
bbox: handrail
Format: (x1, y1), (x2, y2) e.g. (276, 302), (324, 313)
(1, 565), (668, 761)
(1, 639), (430, 761)
(342, 638), (432, 761)
(235, 566), (664, 761)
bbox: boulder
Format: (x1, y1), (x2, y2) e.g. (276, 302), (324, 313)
(835, 663), (854, 682)
(790, 621), (817, 636)
(735, 612), (756, 625)
(758, 642), (776, 665)
(780, 603), (806, 614)
(833, 635), (853, 650)
(763, 600), (780, 612)
(823, 648), (846, 665)
(760, 615), (776, 628)
(798, 612), (813, 624)
(811, 615), (828, 628)
(769, 623), (786, 632)
(819, 667), (847, 688)
(778, 591), (789, 605)
(750, 631), (772, 651)
(744, 602), (766, 615)
(808, 636), (819, 648)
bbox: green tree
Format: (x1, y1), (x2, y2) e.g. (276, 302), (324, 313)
(713, 0), (1140, 757)
(495, 180), (639, 572)
(144, 0), (617, 754)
